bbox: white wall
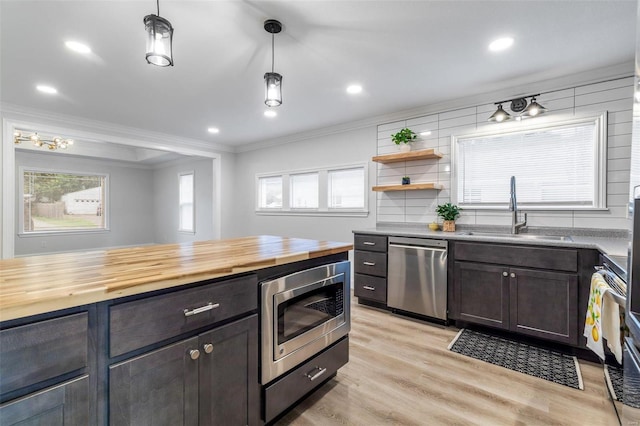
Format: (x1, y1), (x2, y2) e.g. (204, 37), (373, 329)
(153, 157), (215, 244)
(14, 151), (156, 255)
(375, 77), (633, 230)
(230, 127), (378, 242)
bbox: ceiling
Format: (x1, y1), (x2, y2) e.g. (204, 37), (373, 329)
(1, 1), (637, 152)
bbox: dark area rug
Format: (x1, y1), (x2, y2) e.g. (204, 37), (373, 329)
(448, 328), (583, 390)
(605, 363), (640, 409)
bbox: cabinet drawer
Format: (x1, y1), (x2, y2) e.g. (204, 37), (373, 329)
(354, 274), (387, 303)
(0, 313), (88, 396)
(454, 242), (577, 272)
(110, 274), (257, 357)
(354, 234), (388, 253)
(264, 337), (349, 423)
(354, 251), (387, 277)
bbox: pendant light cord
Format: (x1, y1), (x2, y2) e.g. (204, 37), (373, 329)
(271, 33), (275, 73)
(156, 0), (160, 16)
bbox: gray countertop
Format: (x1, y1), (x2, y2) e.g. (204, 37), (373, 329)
(353, 225), (629, 259)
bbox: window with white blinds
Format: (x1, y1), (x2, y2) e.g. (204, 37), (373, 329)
(453, 114), (607, 209)
(256, 164), (368, 215)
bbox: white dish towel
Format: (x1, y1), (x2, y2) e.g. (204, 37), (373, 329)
(583, 272), (622, 364)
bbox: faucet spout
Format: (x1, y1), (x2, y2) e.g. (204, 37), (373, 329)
(509, 176), (527, 234)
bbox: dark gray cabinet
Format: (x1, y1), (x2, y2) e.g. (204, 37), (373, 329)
(0, 376), (89, 425)
(109, 315), (258, 426)
(353, 233), (388, 305)
(453, 242), (580, 345)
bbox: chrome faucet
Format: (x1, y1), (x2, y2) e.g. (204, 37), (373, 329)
(509, 176), (527, 234)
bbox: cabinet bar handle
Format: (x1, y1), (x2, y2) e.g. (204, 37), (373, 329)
(305, 366), (327, 381)
(184, 302), (220, 317)
(363, 241), (376, 246)
(363, 261), (376, 266)
(363, 285), (376, 291)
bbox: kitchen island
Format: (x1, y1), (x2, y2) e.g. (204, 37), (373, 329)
(0, 235), (352, 425)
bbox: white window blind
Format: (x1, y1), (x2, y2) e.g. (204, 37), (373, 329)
(257, 176), (283, 209)
(179, 172), (195, 232)
(454, 115), (606, 209)
(290, 172), (319, 208)
(328, 168), (365, 209)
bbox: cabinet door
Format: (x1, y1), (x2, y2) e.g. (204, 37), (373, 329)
(455, 262), (509, 330)
(509, 268), (578, 345)
(109, 338), (199, 426)
(0, 375), (89, 426)
(198, 315), (259, 426)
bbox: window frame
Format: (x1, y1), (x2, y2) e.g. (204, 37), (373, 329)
(178, 171), (195, 233)
(18, 166), (110, 236)
(255, 163), (369, 217)
(451, 112), (608, 211)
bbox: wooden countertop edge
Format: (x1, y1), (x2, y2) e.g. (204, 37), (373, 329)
(0, 242), (353, 322)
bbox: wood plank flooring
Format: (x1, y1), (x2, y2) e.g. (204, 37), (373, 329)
(276, 299), (619, 425)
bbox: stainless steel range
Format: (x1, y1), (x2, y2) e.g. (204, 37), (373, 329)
(260, 261), (351, 384)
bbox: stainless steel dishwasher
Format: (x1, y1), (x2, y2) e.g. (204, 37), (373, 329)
(387, 236), (448, 320)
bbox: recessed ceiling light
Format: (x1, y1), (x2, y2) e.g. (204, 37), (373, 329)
(420, 130), (432, 136)
(264, 110), (277, 118)
(207, 127), (220, 134)
(65, 41), (91, 54)
(346, 84), (362, 94)
(488, 37), (514, 52)
(36, 85), (58, 94)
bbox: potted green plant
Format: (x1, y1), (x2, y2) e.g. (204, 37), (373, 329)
(402, 176), (410, 185)
(391, 128), (417, 152)
(436, 203), (461, 232)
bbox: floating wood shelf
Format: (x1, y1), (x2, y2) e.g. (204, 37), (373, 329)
(372, 183), (444, 192)
(372, 149), (443, 164)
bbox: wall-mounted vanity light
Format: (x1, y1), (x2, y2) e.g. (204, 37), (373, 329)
(488, 94), (547, 122)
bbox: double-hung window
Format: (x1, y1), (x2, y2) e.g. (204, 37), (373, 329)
(256, 164), (367, 215)
(179, 172), (195, 232)
(452, 113), (607, 210)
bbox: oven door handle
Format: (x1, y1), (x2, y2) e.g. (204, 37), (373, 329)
(305, 366), (327, 381)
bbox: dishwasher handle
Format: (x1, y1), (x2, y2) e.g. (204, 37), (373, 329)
(388, 236), (448, 250)
(388, 243), (447, 252)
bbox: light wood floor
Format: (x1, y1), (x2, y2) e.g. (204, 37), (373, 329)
(276, 299), (619, 425)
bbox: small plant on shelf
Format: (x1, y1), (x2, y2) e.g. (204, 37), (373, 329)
(436, 203), (461, 232)
(402, 176), (411, 185)
(391, 128), (417, 152)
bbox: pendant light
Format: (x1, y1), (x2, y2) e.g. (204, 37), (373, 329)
(487, 104), (511, 122)
(264, 19), (283, 107)
(144, 0), (174, 67)
(522, 96), (547, 117)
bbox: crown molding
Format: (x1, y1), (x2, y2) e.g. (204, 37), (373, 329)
(0, 103), (235, 154)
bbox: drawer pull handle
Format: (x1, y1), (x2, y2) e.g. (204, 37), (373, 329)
(203, 343), (213, 354)
(305, 366), (327, 381)
(363, 261), (376, 266)
(184, 302), (219, 317)
(363, 285), (376, 291)
(189, 349), (200, 360)
(363, 241), (376, 246)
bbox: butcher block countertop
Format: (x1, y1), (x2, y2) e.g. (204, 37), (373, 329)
(0, 235), (353, 322)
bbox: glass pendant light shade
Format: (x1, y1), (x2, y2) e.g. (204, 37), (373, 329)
(522, 97), (547, 117)
(264, 72), (283, 107)
(144, 14), (174, 66)
(488, 104), (511, 122)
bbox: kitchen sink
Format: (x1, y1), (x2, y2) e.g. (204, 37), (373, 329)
(462, 232), (573, 241)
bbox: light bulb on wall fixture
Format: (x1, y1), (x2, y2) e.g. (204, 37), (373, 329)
(522, 96), (547, 117)
(487, 104), (511, 122)
(264, 19), (283, 107)
(144, 0), (174, 66)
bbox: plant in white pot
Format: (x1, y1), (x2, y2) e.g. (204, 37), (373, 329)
(391, 128), (417, 152)
(436, 203), (461, 232)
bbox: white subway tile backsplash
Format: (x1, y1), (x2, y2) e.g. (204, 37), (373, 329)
(376, 77), (633, 231)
